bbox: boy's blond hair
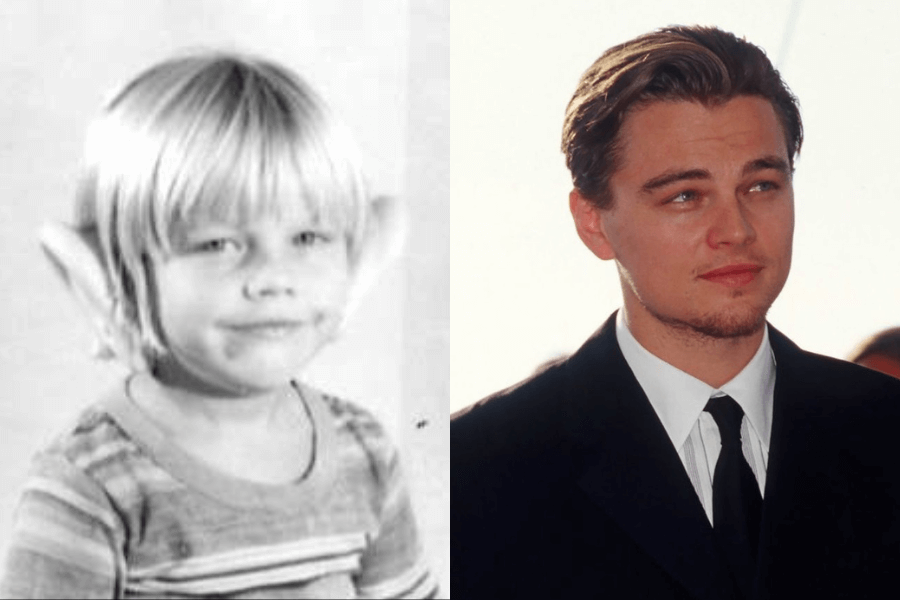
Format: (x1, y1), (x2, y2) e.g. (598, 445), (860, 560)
(74, 52), (370, 363)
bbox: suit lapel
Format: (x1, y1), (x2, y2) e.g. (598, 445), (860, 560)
(755, 325), (819, 592)
(566, 314), (734, 600)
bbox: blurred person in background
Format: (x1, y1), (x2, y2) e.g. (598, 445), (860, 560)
(850, 327), (900, 379)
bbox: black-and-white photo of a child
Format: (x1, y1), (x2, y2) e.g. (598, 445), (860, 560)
(0, 2), (448, 598)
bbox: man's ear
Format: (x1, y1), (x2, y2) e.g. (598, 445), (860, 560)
(569, 189), (616, 261)
(346, 195), (406, 313)
(38, 222), (120, 360)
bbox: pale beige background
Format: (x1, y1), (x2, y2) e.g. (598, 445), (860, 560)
(0, 0), (448, 594)
(452, 0), (900, 412)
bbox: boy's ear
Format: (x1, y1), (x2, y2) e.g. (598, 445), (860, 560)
(38, 222), (121, 361)
(569, 188), (617, 261)
(347, 195), (407, 311)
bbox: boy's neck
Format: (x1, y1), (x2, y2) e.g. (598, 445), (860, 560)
(127, 371), (298, 434)
(126, 372), (316, 485)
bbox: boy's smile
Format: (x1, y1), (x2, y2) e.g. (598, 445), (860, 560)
(152, 214), (351, 396)
(220, 318), (309, 340)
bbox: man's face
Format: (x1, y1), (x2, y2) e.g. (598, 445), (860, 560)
(588, 96), (794, 340)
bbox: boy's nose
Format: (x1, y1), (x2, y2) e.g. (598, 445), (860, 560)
(242, 259), (297, 299)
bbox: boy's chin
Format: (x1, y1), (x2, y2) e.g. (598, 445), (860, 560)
(222, 369), (304, 396)
(201, 364), (310, 397)
(153, 354), (305, 398)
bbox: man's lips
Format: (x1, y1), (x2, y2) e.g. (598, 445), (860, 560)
(698, 264), (763, 287)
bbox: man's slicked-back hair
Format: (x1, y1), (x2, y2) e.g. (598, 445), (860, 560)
(562, 25), (803, 209)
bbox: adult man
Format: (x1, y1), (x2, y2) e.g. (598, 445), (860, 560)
(452, 26), (900, 599)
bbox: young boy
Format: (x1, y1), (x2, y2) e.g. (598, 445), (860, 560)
(1, 52), (437, 599)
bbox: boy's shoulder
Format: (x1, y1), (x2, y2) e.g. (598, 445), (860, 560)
(21, 387), (157, 524)
(298, 382), (400, 483)
(33, 385), (165, 502)
(316, 388), (388, 436)
(41, 390), (138, 469)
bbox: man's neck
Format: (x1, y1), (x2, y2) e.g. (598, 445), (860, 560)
(622, 306), (766, 388)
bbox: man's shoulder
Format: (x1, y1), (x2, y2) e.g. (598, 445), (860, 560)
(451, 353), (569, 427)
(771, 326), (900, 396)
(807, 352), (900, 409)
(769, 326), (900, 431)
(453, 313), (619, 425)
(451, 353), (575, 477)
(452, 315), (622, 470)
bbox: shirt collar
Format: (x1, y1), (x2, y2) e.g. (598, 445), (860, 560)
(615, 311), (775, 452)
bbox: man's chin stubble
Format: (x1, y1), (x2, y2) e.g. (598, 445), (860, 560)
(649, 306), (769, 342)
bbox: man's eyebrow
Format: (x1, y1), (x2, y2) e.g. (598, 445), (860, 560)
(641, 169), (710, 194)
(639, 156), (791, 194)
(742, 155), (791, 177)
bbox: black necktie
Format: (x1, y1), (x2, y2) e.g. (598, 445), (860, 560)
(705, 395), (762, 600)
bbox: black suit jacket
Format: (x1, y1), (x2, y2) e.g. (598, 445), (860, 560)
(452, 313), (900, 599)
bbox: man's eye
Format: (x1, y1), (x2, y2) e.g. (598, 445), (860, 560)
(749, 181), (778, 193)
(668, 190), (699, 204)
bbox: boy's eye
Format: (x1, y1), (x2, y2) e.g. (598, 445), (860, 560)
(294, 231), (332, 246)
(194, 238), (241, 254)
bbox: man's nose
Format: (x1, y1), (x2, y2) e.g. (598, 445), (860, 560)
(706, 196), (756, 249)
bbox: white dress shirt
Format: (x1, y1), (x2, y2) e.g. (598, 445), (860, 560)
(615, 311), (775, 524)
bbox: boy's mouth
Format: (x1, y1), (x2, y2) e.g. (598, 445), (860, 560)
(221, 319), (306, 339)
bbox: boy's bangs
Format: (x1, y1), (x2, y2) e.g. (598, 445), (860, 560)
(169, 138), (355, 238)
(157, 123), (361, 252)
(141, 60), (367, 254)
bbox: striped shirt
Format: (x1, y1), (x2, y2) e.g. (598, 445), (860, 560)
(615, 312), (774, 524)
(1, 381), (438, 599)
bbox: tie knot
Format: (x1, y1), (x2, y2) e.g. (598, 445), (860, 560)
(705, 395), (745, 445)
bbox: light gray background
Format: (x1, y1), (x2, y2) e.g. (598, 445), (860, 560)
(0, 0), (448, 594)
